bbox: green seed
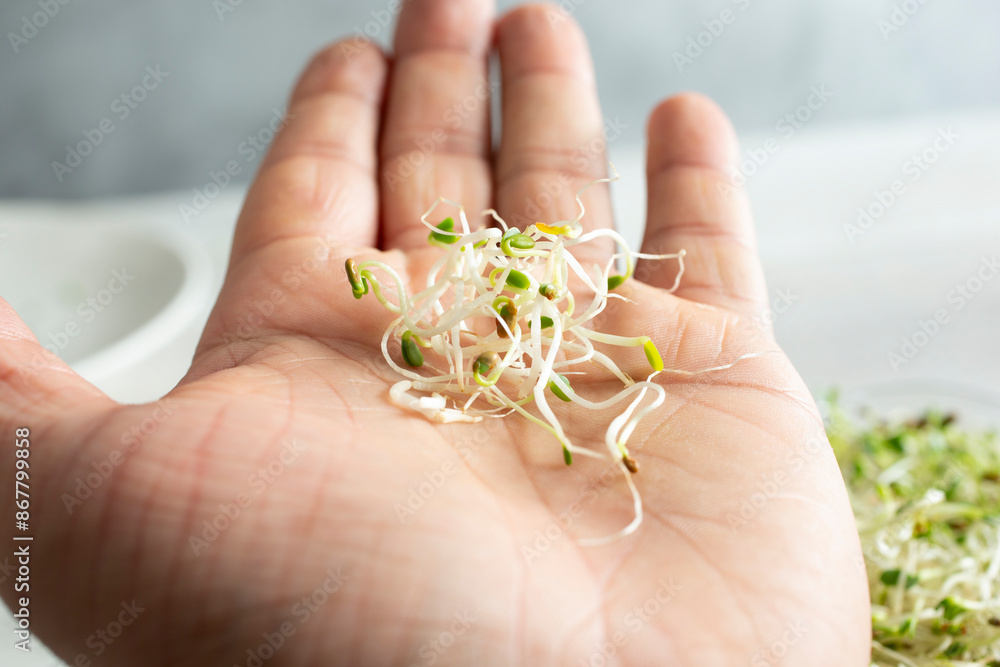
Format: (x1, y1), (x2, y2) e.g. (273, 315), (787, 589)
(539, 283), (558, 300)
(880, 569), (919, 589)
(474, 351), (499, 377)
(548, 374), (572, 402)
(505, 269), (531, 291)
(401, 331), (424, 367)
(498, 304), (517, 338)
(510, 234), (535, 249)
(428, 217), (458, 246)
(643, 339), (663, 372)
(345, 258), (367, 299)
(501, 231), (536, 256)
(937, 597), (967, 621)
(607, 274), (626, 290)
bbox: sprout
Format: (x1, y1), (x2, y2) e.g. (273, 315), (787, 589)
(827, 396), (1000, 666)
(539, 283), (558, 300)
(400, 330), (423, 368)
(548, 374), (572, 402)
(428, 217), (459, 247)
(643, 339), (664, 372)
(345, 167), (765, 544)
(500, 228), (537, 257)
(345, 258), (368, 299)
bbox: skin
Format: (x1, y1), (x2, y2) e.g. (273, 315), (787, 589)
(0, 2), (871, 665)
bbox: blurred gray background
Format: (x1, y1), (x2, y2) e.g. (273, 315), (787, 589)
(3, 0), (999, 199)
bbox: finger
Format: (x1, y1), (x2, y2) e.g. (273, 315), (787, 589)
(379, 0), (495, 251)
(641, 93), (769, 319)
(228, 39), (388, 271)
(494, 4), (615, 270)
(0, 297), (114, 457)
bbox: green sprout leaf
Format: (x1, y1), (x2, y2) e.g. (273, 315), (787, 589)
(880, 569), (919, 589)
(500, 228), (536, 256)
(401, 330), (424, 368)
(563, 444), (573, 465)
(607, 274), (626, 290)
(936, 597), (968, 621)
(472, 352), (500, 387)
(505, 269), (531, 291)
(538, 283), (558, 300)
(528, 316), (554, 329)
(345, 258), (368, 299)
(428, 217), (458, 247)
(942, 642), (966, 658)
(643, 339), (663, 372)
(548, 374), (572, 402)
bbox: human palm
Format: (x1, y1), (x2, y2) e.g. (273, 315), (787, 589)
(1, 2), (870, 665)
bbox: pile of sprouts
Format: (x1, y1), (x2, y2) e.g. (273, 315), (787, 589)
(345, 170), (756, 543)
(826, 397), (1000, 666)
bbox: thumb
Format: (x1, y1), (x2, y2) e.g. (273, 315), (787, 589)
(0, 296), (113, 417)
(0, 296), (116, 609)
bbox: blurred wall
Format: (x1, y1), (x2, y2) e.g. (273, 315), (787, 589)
(2, 0), (998, 199)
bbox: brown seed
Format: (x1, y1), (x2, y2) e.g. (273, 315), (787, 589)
(496, 301), (517, 338)
(622, 454), (639, 474)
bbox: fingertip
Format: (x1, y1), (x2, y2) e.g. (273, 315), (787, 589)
(646, 92), (739, 175)
(291, 38), (388, 108)
(497, 3), (593, 80)
(0, 298), (112, 412)
(0, 296), (37, 343)
(394, 0), (495, 56)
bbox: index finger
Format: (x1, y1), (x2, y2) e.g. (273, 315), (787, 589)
(228, 39), (388, 272)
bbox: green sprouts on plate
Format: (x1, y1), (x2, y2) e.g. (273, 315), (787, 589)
(827, 398), (1000, 666)
(346, 168), (759, 544)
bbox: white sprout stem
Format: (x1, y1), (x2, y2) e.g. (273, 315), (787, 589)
(344, 166), (764, 548)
